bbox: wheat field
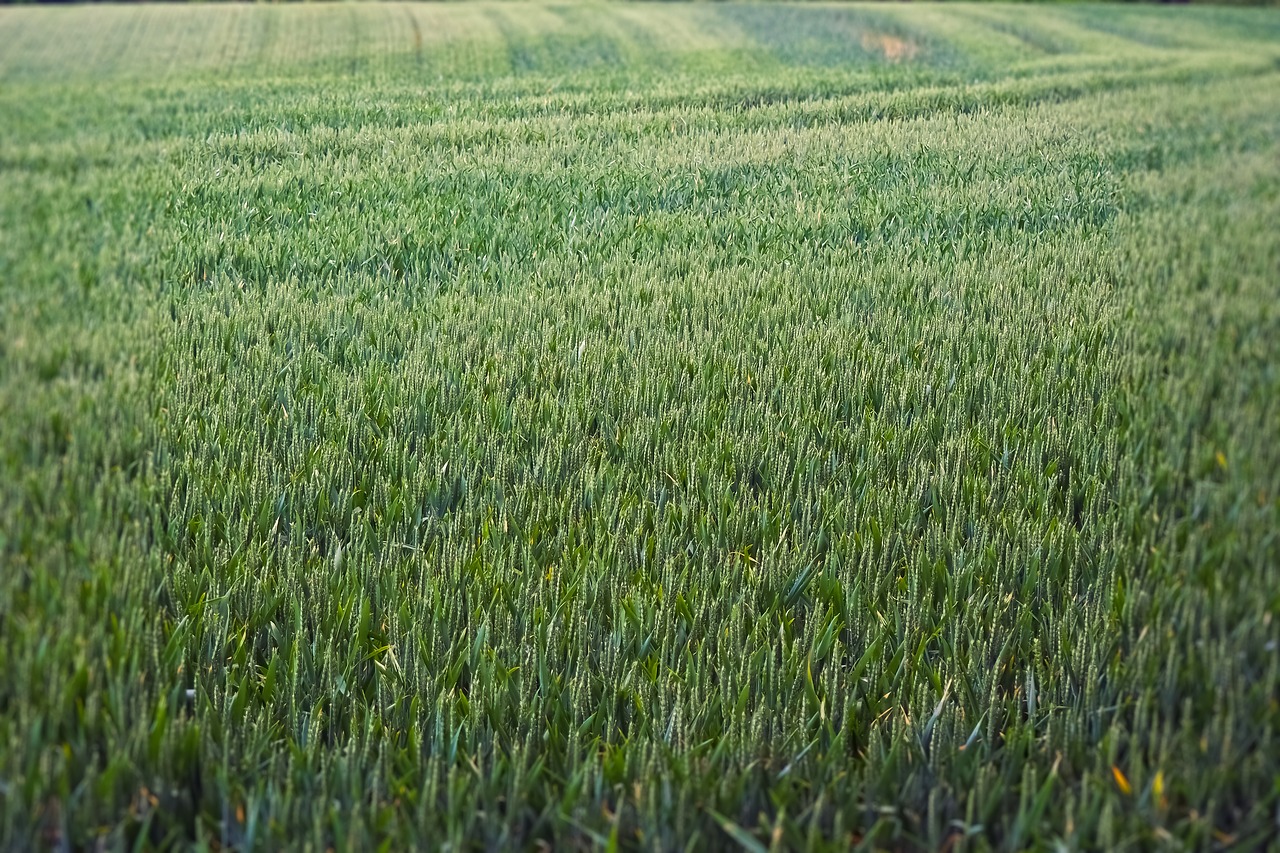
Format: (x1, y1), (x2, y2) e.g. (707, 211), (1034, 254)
(1, 3), (1278, 849)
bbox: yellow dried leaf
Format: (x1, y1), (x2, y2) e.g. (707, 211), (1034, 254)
(1111, 766), (1132, 796)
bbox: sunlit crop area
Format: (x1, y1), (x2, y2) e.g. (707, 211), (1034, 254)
(1, 2), (1278, 849)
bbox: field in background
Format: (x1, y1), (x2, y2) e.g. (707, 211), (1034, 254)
(2, 3), (1278, 849)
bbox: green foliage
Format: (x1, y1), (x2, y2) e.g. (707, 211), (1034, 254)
(1, 2), (1278, 849)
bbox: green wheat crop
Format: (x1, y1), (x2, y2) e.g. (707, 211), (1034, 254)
(1, 3), (1278, 850)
